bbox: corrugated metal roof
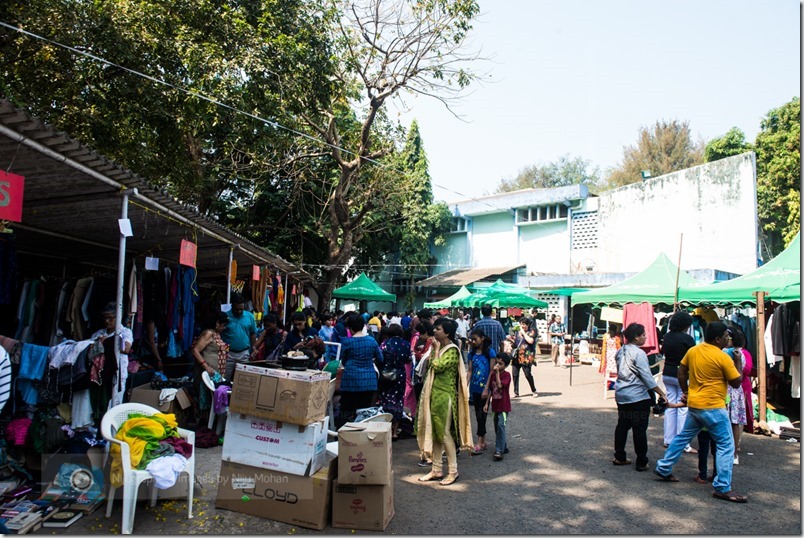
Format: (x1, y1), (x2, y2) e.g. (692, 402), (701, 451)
(0, 99), (314, 284)
(415, 265), (523, 287)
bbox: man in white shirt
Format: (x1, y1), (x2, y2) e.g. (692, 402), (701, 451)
(455, 310), (469, 360)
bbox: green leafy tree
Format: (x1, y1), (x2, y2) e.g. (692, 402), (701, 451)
(394, 121), (452, 309)
(495, 154), (601, 193)
(605, 120), (705, 187)
(289, 0), (482, 305)
(0, 0), (335, 213)
(755, 97), (800, 254)
(704, 127), (753, 162)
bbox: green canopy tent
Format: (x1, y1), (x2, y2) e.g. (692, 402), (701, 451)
(569, 253), (703, 387)
(679, 232), (800, 305)
(331, 272), (397, 302)
(571, 253), (704, 306)
(454, 280), (548, 309)
(423, 285), (472, 309)
(677, 232), (800, 424)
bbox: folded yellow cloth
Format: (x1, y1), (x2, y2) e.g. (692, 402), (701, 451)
(110, 412), (178, 488)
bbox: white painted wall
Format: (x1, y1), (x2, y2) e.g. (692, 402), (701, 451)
(472, 212), (518, 267)
(432, 233), (469, 273)
(518, 220), (571, 274)
(595, 153), (757, 275)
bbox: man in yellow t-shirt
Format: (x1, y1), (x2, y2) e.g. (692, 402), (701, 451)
(654, 322), (747, 503)
(368, 311), (382, 341)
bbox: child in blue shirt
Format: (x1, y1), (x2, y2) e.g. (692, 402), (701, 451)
(468, 328), (495, 454)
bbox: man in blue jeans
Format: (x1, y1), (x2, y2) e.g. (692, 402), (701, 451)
(654, 322), (747, 503)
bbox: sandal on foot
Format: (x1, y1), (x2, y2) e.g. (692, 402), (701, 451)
(713, 490), (748, 503)
(694, 476), (708, 484)
(493, 452), (503, 461)
(417, 471), (443, 482)
(612, 459), (632, 466)
(439, 473), (459, 486)
(653, 470), (679, 482)
(471, 445), (486, 455)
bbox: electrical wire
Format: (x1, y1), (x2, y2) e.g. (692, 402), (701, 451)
(0, 21), (507, 213)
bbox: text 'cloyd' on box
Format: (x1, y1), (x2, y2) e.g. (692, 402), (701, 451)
(215, 456), (336, 531)
(221, 413), (328, 476)
(229, 364), (330, 425)
(337, 421), (392, 485)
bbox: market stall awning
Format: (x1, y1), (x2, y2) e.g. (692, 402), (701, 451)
(0, 99), (313, 284)
(454, 279), (548, 308)
(679, 232), (800, 305)
(571, 253), (703, 306)
(332, 273), (397, 302)
(415, 265), (523, 287)
(537, 287), (590, 296)
(423, 285), (472, 309)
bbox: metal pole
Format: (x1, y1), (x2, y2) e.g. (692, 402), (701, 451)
(114, 189), (132, 404)
(755, 291), (767, 424)
(226, 246), (234, 305)
(673, 233), (683, 311)
(568, 300), (574, 386)
(283, 272), (289, 326)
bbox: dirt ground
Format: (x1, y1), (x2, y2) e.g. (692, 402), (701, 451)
(40, 356), (801, 535)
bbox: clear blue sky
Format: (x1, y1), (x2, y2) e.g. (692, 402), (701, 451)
(394, 0), (801, 203)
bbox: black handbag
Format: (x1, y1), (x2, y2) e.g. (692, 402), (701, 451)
(379, 365), (398, 383)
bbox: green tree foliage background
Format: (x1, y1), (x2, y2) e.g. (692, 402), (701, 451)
(605, 120), (705, 187)
(754, 97), (800, 254)
(495, 154), (600, 193)
(0, 0), (478, 303)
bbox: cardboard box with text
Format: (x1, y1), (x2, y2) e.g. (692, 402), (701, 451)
(229, 364), (329, 425)
(337, 421), (392, 485)
(215, 456), (336, 530)
(331, 472), (394, 531)
(221, 413), (328, 476)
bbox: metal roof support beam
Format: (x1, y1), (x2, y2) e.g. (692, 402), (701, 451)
(0, 122), (286, 270)
(13, 222), (118, 251)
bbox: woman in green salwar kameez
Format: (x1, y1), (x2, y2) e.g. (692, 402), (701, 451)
(416, 317), (473, 486)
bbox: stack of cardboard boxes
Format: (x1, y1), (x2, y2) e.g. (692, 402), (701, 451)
(333, 421), (395, 531)
(214, 363), (396, 531)
(215, 364), (333, 530)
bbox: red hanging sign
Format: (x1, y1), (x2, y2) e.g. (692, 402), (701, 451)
(179, 239), (197, 268)
(0, 171), (25, 222)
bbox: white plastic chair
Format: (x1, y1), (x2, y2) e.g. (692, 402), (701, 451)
(101, 402), (195, 534)
(201, 371), (230, 434)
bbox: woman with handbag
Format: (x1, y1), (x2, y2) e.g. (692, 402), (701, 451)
(613, 323), (674, 472)
(511, 317), (538, 398)
(378, 324), (412, 440)
(416, 317), (473, 487)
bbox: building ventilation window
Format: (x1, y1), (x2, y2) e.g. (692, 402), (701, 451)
(451, 216), (469, 233)
(571, 211), (599, 249)
(515, 203), (571, 225)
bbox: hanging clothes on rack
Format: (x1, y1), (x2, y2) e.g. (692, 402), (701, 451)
(622, 302), (660, 355)
(66, 277), (93, 341)
(17, 343), (50, 405)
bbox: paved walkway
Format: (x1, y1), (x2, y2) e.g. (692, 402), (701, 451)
(47, 356), (801, 534)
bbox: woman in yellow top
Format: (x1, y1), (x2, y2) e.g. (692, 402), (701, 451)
(416, 317), (472, 486)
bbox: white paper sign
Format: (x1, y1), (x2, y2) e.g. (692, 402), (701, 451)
(145, 257), (159, 271)
(220, 303), (232, 313)
(118, 219), (133, 237)
(231, 477), (255, 490)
